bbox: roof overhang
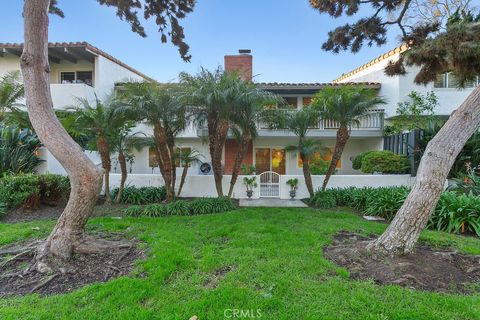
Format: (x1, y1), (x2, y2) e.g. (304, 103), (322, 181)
(258, 82), (381, 95)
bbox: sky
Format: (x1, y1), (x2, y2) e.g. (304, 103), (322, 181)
(0, 0), (403, 83)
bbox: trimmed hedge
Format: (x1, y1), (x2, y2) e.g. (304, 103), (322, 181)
(111, 186), (166, 205)
(361, 151), (410, 174)
(311, 187), (480, 236)
(123, 197), (237, 218)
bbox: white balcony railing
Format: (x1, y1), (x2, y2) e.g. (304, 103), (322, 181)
(50, 83), (96, 109)
(257, 109), (385, 131)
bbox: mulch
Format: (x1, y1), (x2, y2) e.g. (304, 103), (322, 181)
(324, 231), (480, 294)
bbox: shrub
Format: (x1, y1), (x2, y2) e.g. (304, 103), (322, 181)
(0, 202), (6, 216)
(429, 192), (480, 236)
(363, 187), (410, 220)
(352, 151), (374, 170)
(123, 205), (143, 217)
(447, 168), (480, 196)
(311, 190), (337, 209)
(143, 203), (166, 217)
(189, 198), (214, 215)
(111, 186), (167, 204)
(165, 200), (191, 216)
(210, 197), (237, 213)
(0, 126), (42, 175)
(309, 157), (330, 175)
(0, 174), (40, 209)
(361, 151), (410, 174)
(38, 174), (70, 205)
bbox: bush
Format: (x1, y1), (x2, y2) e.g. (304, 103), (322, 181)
(363, 186), (410, 220)
(111, 186), (167, 205)
(352, 151), (374, 170)
(311, 190), (337, 209)
(0, 202), (6, 216)
(143, 203), (166, 217)
(38, 174), (70, 205)
(429, 192), (480, 236)
(0, 126), (42, 175)
(0, 174), (40, 210)
(361, 151), (410, 174)
(309, 157), (329, 175)
(123, 205), (143, 217)
(166, 200), (191, 216)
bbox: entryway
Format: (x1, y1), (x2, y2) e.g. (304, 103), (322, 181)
(259, 171), (280, 198)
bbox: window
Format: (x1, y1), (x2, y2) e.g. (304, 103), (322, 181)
(255, 148), (285, 174)
(434, 72), (479, 89)
(60, 71), (93, 86)
(282, 97), (298, 109)
(148, 147), (158, 168)
(302, 97), (313, 106)
(298, 148), (341, 168)
(175, 147), (192, 167)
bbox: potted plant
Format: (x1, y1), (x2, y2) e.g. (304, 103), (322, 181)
(286, 178), (299, 200)
(243, 176), (257, 199)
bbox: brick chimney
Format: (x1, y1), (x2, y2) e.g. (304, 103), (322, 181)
(224, 49), (253, 81)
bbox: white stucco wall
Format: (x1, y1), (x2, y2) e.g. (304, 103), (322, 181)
(337, 51), (475, 117)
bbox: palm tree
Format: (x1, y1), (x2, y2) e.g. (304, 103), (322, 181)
(118, 82), (187, 201)
(180, 68), (246, 197)
(227, 85), (280, 197)
(312, 85), (385, 190)
(71, 96), (118, 203)
(263, 106), (323, 197)
(0, 71), (25, 124)
(176, 148), (203, 197)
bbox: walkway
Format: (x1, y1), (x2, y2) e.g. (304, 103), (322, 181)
(239, 198), (308, 208)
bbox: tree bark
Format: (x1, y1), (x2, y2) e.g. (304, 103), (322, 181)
(300, 147), (314, 197)
(367, 86), (480, 255)
(322, 126), (349, 190)
(208, 118), (229, 197)
(115, 150), (127, 203)
(153, 124), (174, 201)
(177, 166), (189, 197)
(97, 136), (112, 203)
(228, 134), (251, 197)
(21, 0), (103, 261)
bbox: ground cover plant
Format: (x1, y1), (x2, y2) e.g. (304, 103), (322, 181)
(111, 186), (166, 205)
(0, 207), (479, 319)
(311, 187), (480, 236)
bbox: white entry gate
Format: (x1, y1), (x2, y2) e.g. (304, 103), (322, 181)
(259, 171), (280, 198)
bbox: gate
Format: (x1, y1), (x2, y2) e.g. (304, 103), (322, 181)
(259, 171), (280, 198)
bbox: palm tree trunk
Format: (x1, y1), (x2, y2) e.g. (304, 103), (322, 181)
(322, 126), (349, 190)
(20, 0), (103, 263)
(300, 149), (314, 197)
(115, 150), (127, 203)
(153, 124), (175, 201)
(177, 166), (189, 197)
(367, 86), (480, 255)
(209, 119), (229, 197)
(97, 136), (112, 203)
(228, 134), (251, 197)
(167, 136), (177, 198)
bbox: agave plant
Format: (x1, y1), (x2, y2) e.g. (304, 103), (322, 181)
(0, 125), (42, 175)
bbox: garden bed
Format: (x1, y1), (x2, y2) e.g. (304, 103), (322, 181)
(324, 231), (480, 294)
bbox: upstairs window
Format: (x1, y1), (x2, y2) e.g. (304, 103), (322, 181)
(60, 71), (93, 86)
(434, 72), (479, 89)
(282, 97), (298, 109)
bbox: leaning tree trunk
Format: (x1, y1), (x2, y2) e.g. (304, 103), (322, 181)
(228, 133), (251, 197)
(177, 165), (189, 197)
(21, 0), (103, 262)
(322, 126), (349, 190)
(300, 149), (314, 197)
(115, 150), (128, 203)
(367, 87), (480, 255)
(97, 136), (112, 203)
(209, 119), (229, 197)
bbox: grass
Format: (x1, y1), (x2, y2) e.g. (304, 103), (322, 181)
(1, 207), (480, 319)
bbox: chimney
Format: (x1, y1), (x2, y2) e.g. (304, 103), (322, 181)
(224, 49), (253, 81)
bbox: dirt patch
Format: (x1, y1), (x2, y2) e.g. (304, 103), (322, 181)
(324, 231), (480, 294)
(0, 233), (146, 297)
(203, 265), (236, 288)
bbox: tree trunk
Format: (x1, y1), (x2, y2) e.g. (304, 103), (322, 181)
(153, 124), (174, 201)
(367, 87), (480, 255)
(322, 126), (349, 190)
(21, 0), (103, 262)
(208, 118), (229, 197)
(97, 136), (112, 203)
(300, 148), (314, 197)
(115, 150), (127, 203)
(228, 134), (251, 197)
(177, 166), (189, 197)
(167, 134), (177, 198)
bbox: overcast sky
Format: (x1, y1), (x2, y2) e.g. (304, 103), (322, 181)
(0, 0), (403, 83)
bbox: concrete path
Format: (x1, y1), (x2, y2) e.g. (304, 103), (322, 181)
(239, 198), (308, 208)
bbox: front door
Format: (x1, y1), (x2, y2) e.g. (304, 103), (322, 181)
(255, 148), (285, 175)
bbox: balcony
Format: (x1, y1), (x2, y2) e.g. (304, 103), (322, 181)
(50, 83), (96, 109)
(196, 109), (384, 138)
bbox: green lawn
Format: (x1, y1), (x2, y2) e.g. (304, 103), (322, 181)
(1, 207), (480, 320)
